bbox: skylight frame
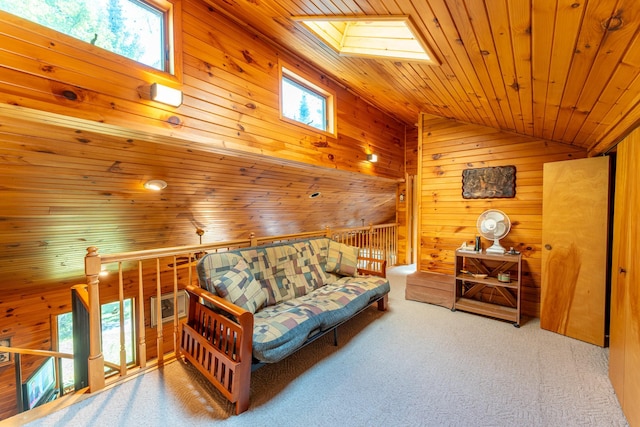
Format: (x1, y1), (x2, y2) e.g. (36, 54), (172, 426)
(292, 15), (440, 65)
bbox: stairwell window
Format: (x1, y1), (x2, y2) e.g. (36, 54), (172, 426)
(280, 65), (336, 136)
(0, 0), (175, 73)
(55, 299), (135, 393)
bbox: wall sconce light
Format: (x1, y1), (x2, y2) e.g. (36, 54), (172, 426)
(367, 153), (378, 163)
(150, 83), (183, 107)
(144, 179), (168, 191)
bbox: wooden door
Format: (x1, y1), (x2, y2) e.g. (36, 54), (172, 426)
(609, 133), (640, 426)
(540, 156), (610, 346)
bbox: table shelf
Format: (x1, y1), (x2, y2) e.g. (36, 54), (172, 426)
(453, 250), (522, 327)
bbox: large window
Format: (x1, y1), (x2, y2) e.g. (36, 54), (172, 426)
(280, 66), (336, 135)
(0, 0), (171, 72)
(56, 298), (135, 392)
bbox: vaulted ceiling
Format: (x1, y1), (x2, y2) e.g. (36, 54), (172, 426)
(207, 0), (640, 155)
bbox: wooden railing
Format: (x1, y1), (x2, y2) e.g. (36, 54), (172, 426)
(0, 346), (73, 413)
(81, 223), (397, 394)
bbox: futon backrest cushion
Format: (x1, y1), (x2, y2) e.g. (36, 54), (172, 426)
(325, 240), (360, 277)
(210, 259), (266, 313)
(196, 237), (334, 310)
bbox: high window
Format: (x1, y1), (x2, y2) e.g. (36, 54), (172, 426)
(0, 0), (172, 72)
(280, 66), (336, 136)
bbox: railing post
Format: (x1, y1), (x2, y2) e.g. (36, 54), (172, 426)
(250, 232), (258, 247)
(325, 226), (331, 238)
(84, 247), (105, 392)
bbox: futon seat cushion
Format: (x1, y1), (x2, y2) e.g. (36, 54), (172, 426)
(252, 276), (389, 363)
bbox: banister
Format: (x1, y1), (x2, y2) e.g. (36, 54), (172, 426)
(0, 346), (73, 359)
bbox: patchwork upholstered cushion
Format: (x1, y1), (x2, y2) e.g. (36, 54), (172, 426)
(325, 240), (359, 277)
(211, 259), (266, 313)
(252, 275), (390, 362)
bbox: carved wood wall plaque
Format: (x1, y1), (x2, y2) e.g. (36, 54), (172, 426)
(462, 166), (516, 199)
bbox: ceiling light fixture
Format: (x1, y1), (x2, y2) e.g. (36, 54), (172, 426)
(144, 179), (168, 191)
(150, 83), (183, 107)
(367, 154), (378, 163)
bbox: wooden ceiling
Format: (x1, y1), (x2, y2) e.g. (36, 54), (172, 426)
(206, 0), (640, 154)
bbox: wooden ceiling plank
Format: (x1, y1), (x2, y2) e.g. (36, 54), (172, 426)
(530, 0), (557, 138)
(484, 0), (526, 134)
(410, 64), (469, 117)
(427, 0), (503, 129)
(562, 0), (640, 143)
(463, 0), (517, 132)
(575, 57), (640, 148)
(542, 0), (586, 141)
(550, 0), (627, 142)
(507, 0), (535, 135)
(405, 0), (494, 126)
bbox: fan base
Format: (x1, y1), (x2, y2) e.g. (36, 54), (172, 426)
(485, 242), (506, 254)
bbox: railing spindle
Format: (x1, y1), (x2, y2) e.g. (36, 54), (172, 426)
(137, 260), (147, 368)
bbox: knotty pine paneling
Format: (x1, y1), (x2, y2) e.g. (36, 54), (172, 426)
(200, 0), (640, 155)
(0, 0), (409, 417)
(0, 1), (405, 180)
(418, 114), (587, 318)
(0, 115), (400, 419)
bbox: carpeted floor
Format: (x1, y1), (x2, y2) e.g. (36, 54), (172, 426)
(14, 266), (629, 426)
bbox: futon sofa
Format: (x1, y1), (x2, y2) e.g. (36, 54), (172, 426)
(179, 237), (390, 414)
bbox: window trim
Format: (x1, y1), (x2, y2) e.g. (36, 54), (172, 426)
(279, 62), (337, 137)
(0, 0), (182, 82)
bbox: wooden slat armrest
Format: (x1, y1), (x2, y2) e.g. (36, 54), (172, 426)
(357, 257), (387, 278)
(185, 284), (250, 318)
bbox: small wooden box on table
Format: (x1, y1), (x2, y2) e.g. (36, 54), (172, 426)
(453, 250), (522, 327)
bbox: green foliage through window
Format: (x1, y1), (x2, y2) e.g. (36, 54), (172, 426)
(56, 298), (135, 392)
(281, 75), (328, 132)
(0, 0), (166, 71)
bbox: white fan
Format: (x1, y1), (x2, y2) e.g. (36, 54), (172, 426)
(477, 209), (511, 254)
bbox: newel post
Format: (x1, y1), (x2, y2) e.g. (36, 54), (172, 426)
(250, 232), (258, 247)
(85, 246), (106, 392)
(325, 226), (332, 238)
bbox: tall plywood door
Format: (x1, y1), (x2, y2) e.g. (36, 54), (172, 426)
(609, 131), (640, 427)
(541, 156), (610, 346)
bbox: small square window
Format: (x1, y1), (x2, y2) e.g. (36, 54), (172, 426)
(280, 65), (336, 136)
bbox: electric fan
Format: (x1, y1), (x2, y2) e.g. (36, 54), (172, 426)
(477, 209), (511, 254)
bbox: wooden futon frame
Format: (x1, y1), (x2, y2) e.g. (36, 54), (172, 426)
(178, 256), (387, 415)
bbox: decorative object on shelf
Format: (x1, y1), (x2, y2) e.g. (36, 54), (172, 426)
(477, 209), (511, 254)
(0, 337), (11, 367)
(462, 165), (516, 199)
(497, 271), (511, 283)
(458, 241), (480, 254)
(151, 290), (188, 328)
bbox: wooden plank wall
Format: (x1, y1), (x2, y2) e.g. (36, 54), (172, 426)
(0, 0), (407, 419)
(418, 114), (587, 317)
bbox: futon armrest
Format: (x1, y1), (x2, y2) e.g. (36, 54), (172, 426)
(357, 257), (387, 278)
(185, 284), (251, 319)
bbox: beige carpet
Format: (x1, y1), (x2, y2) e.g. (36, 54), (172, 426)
(15, 266), (629, 426)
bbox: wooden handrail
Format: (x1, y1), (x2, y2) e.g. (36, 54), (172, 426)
(0, 346), (73, 359)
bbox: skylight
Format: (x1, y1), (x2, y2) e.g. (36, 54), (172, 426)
(293, 16), (439, 65)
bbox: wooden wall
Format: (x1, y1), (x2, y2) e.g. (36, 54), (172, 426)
(417, 114), (587, 317)
(0, 0), (406, 419)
